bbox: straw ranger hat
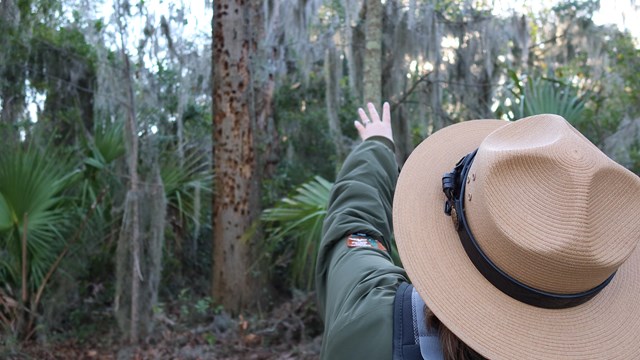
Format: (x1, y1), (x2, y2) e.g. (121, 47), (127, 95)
(393, 114), (640, 359)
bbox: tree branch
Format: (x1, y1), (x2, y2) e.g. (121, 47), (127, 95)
(390, 73), (431, 111)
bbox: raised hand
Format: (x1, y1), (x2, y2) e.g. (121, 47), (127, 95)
(354, 102), (393, 143)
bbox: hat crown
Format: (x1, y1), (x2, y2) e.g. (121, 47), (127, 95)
(465, 115), (640, 294)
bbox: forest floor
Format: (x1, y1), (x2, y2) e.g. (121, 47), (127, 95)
(7, 291), (322, 359)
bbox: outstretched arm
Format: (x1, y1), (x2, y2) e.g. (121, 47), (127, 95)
(316, 102), (408, 359)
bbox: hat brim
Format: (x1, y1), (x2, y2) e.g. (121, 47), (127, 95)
(393, 120), (640, 359)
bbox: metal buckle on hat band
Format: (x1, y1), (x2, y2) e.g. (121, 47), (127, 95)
(441, 149), (616, 309)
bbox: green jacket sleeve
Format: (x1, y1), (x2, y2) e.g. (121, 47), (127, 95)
(316, 137), (409, 360)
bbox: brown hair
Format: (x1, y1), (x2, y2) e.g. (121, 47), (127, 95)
(425, 305), (486, 360)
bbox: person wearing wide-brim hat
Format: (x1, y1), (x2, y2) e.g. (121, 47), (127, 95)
(315, 102), (640, 360)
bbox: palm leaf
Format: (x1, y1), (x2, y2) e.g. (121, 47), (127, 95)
(0, 193), (11, 231)
(161, 149), (213, 225)
(94, 121), (126, 165)
(500, 75), (586, 124)
(262, 176), (332, 290)
(0, 147), (74, 290)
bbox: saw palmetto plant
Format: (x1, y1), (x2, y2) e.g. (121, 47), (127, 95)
(262, 176), (332, 290)
(499, 72), (586, 124)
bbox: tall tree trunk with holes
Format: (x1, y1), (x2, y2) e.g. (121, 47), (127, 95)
(363, 0), (383, 107)
(212, 0), (261, 314)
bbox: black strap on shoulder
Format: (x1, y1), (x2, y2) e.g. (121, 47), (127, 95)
(393, 282), (422, 360)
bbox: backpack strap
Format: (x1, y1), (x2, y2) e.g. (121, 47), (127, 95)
(393, 282), (422, 359)
(393, 283), (444, 360)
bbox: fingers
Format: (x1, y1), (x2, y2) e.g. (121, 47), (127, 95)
(367, 103), (381, 123)
(358, 108), (370, 125)
(354, 101), (394, 142)
(358, 102), (383, 124)
(382, 102), (390, 124)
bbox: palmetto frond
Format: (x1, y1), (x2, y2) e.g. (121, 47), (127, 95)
(161, 149), (213, 227)
(501, 73), (586, 123)
(84, 121), (126, 170)
(262, 176), (332, 290)
(0, 147), (75, 291)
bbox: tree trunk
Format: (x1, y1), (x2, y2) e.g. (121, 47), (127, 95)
(429, 15), (444, 132)
(212, 0), (261, 314)
(363, 0), (383, 107)
(345, 2), (365, 102)
(251, 2), (279, 185)
(325, 44), (346, 168)
(123, 53), (142, 345)
(114, 4), (142, 343)
(0, 0), (23, 146)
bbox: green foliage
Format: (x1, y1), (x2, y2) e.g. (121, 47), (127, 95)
(194, 296), (213, 315)
(29, 24), (97, 90)
(85, 121), (126, 171)
(552, 0), (600, 20)
(498, 72), (586, 124)
(262, 176), (332, 290)
(203, 332), (217, 346)
(158, 146), (212, 291)
(561, 31), (640, 144)
(79, 120), (125, 248)
(265, 74), (356, 208)
(0, 146), (76, 291)
(25, 23), (98, 146)
(435, 0), (493, 21)
(166, 288), (216, 325)
(93, 122), (126, 166)
(161, 148), (213, 232)
(274, 80), (335, 178)
(604, 32), (640, 118)
(0, 194), (12, 232)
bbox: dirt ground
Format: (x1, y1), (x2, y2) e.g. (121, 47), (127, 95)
(6, 292), (322, 360)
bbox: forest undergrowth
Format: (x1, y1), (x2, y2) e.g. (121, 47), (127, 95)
(13, 290), (322, 360)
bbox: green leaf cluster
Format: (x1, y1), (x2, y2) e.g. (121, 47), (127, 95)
(161, 150), (213, 228)
(0, 147), (75, 291)
(262, 176), (332, 290)
(498, 71), (586, 125)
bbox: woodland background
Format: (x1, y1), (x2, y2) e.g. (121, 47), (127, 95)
(1, 0), (639, 358)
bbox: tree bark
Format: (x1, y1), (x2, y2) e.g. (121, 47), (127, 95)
(0, 0), (23, 146)
(429, 14), (444, 132)
(325, 44), (346, 168)
(114, 3), (142, 343)
(363, 0), (383, 107)
(123, 51), (142, 346)
(345, 2), (365, 102)
(212, 0), (261, 314)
